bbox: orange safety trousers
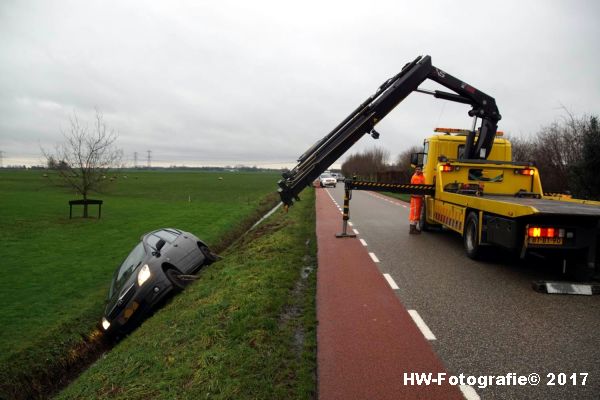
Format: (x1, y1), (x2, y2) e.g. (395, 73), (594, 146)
(409, 196), (422, 223)
(409, 172), (425, 223)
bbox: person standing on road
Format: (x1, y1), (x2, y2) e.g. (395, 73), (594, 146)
(409, 167), (425, 234)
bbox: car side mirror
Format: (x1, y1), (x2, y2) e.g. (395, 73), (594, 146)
(153, 239), (166, 257)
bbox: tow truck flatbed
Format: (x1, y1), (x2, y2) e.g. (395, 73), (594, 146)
(484, 195), (600, 217)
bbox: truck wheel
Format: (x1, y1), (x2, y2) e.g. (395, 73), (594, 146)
(419, 200), (438, 232)
(464, 212), (481, 259)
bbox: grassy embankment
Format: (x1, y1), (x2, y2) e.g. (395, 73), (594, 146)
(58, 186), (317, 399)
(0, 170), (284, 399)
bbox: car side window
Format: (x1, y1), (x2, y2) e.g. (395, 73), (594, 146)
(145, 234), (160, 249)
(155, 230), (179, 243)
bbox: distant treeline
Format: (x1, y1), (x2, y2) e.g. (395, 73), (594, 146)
(341, 145), (419, 184)
(510, 113), (599, 199)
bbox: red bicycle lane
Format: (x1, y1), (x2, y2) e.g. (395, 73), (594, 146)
(315, 188), (464, 400)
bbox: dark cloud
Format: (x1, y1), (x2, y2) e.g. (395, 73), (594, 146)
(1, 0), (599, 167)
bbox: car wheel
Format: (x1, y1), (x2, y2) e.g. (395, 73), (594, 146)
(165, 267), (188, 291)
(199, 244), (218, 264)
(464, 212), (481, 259)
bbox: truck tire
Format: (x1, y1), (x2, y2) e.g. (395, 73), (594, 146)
(464, 212), (481, 259)
(420, 199), (440, 232)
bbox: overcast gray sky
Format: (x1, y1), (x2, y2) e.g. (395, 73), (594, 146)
(1, 0), (599, 168)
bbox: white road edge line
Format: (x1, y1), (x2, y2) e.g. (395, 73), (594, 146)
(359, 238), (367, 246)
(383, 273), (399, 290)
(369, 252), (380, 263)
(325, 189), (336, 203)
(459, 385), (480, 400)
(407, 310), (436, 340)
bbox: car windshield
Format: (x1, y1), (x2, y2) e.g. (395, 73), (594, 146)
(109, 242), (146, 298)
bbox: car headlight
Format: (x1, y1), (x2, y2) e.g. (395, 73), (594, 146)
(137, 264), (152, 286)
(101, 317), (111, 331)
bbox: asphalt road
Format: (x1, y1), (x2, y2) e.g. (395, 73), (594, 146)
(325, 186), (600, 400)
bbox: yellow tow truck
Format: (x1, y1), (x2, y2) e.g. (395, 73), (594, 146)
(414, 128), (600, 281)
(278, 55), (600, 285)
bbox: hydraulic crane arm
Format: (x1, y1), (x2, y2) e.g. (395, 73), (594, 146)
(278, 55), (501, 206)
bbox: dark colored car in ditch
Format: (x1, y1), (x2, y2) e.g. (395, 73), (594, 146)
(101, 228), (216, 334)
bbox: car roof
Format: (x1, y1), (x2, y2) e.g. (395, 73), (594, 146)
(143, 228), (183, 243)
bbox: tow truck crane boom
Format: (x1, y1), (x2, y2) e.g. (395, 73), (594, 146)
(278, 55), (501, 206)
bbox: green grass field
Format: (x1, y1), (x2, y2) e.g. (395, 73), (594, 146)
(58, 189), (317, 399)
(0, 169), (281, 398)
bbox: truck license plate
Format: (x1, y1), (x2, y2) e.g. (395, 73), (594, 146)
(528, 237), (563, 245)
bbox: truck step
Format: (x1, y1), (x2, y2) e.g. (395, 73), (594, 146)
(532, 281), (600, 295)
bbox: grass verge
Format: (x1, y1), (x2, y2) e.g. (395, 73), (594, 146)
(57, 189), (317, 399)
(0, 170), (280, 400)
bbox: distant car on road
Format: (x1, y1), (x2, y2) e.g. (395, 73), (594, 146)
(101, 228), (217, 334)
(331, 173), (345, 182)
(319, 173), (337, 188)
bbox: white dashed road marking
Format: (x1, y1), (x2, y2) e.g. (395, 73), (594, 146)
(369, 252), (380, 263)
(353, 229), (359, 235)
(383, 273), (399, 290)
(359, 238), (367, 246)
(459, 385), (480, 400)
(408, 310), (436, 340)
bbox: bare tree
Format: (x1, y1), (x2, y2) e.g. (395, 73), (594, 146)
(391, 145), (422, 183)
(571, 115), (600, 199)
(528, 112), (584, 193)
(43, 110), (123, 217)
(505, 135), (532, 163)
(508, 111), (598, 197)
(341, 146), (390, 180)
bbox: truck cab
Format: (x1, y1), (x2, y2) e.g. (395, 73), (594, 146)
(420, 128), (512, 185)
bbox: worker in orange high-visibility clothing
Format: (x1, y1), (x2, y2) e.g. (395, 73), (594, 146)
(409, 167), (425, 234)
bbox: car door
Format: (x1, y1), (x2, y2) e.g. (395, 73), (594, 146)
(155, 229), (200, 273)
